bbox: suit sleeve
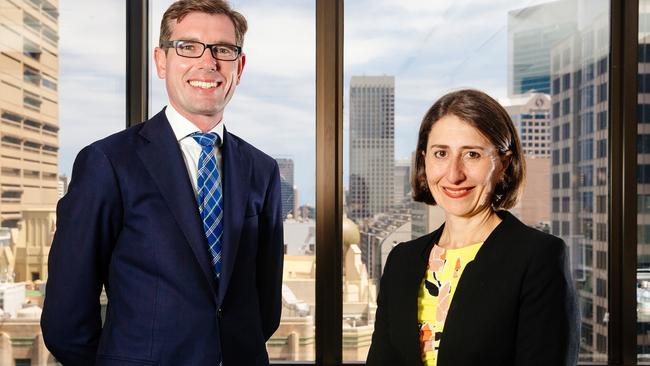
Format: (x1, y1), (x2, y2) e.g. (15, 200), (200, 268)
(366, 247), (401, 365)
(514, 238), (580, 366)
(41, 145), (123, 366)
(256, 161), (284, 340)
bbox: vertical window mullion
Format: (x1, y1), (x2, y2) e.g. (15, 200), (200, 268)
(608, 0), (638, 364)
(316, 0), (344, 365)
(127, 0), (149, 127)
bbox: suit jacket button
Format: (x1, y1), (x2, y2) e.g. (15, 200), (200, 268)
(217, 308), (223, 319)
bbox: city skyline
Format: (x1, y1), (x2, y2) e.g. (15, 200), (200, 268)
(56, 0), (557, 207)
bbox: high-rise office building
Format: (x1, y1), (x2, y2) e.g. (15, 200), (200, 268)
(275, 157), (295, 219)
(393, 158), (410, 204)
(502, 93), (552, 158)
(0, 0), (59, 283)
(501, 93), (552, 226)
(549, 9), (609, 360)
(508, 0), (577, 96)
(348, 76), (395, 221)
(0, 0), (59, 363)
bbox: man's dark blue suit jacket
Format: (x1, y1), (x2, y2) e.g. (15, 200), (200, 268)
(41, 109), (284, 366)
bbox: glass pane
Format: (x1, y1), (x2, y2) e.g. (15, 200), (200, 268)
(345, 0), (609, 362)
(149, 0), (315, 362)
(0, 0), (125, 364)
(638, 0), (650, 362)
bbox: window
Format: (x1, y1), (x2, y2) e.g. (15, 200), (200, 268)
(563, 196), (571, 213)
(563, 122), (571, 139)
(582, 112), (594, 134)
(639, 165), (650, 184)
(598, 110), (608, 129)
(640, 135), (650, 154)
(150, 0), (316, 361)
(597, 167), (608, 186)
(553, 173), (560, 189)
(582, 192), (593, 213)
(640, 195), (650, 214)
(598, 57), (608, 75)
(563, 172), (571, 188)
(0, 1), (629, 364)
(640, 74), (650, 93)
(562, 221), (570, 236)
(563, 97), (571, 115)
(598, 195), (607, 214)
(597, 278), (607, 298)
(639, 104), (650, 123)
(597, 251), (607, 270)
(583, 85), (594, 108)
(579, 166), (594, 187)
(23, 38), (41, 61)
(598, 82), (607, 103)
(598, 139), (607, 158)
(0, 1), (126, 363)
(23, 65), (40, 86)
(562, 147), (571, 164)
(563, 73), (571, 91)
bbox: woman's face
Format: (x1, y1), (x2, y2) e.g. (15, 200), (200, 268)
(423, 114), (509, 219)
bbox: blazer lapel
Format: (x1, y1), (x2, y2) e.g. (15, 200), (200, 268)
(396, 228), (442, 364)
(136, 111), (218, 301)
(217, 129), (251, 304)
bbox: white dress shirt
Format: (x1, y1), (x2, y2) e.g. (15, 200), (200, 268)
(165, 104), (224, 198)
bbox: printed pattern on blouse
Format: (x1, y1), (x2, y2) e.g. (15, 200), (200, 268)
(417, 242), (483, 366)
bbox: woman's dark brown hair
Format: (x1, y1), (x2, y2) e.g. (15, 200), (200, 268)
(412, 89), (525, 210)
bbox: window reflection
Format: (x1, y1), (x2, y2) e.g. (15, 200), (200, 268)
(345, 0), (609, 362)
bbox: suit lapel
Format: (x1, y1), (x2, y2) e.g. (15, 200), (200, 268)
(218, 129), (251, 304)
(136, 111), (218, 301)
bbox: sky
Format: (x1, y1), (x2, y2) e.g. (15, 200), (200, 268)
(57, 0), (593, 206)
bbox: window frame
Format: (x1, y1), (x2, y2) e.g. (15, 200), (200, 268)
(124, 0), (640, 364)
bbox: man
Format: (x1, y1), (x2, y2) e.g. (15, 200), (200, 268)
(41, 1), (284, 365)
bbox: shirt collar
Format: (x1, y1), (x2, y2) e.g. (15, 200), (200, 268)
(165, 103), (224, 147)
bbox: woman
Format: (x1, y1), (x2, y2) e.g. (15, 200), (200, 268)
(366, 89), (579, 366)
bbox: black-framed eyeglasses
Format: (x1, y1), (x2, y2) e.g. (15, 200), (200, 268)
(160, 40), (242, 61)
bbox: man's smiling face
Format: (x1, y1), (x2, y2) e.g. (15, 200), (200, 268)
(154, 12), (245, 124)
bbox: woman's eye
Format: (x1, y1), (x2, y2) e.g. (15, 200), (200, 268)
(466, 151), (481, 159)
(433, 151), (447, 158)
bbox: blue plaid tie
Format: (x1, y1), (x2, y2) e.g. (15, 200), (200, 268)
(192, 132), (223, 279)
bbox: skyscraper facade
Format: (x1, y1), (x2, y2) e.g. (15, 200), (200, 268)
(0, 0), (60, 363)
(501, 93), (552, 226)
(275, 157), (295, 219)
(549, 10), (609, 361)
(502, 93), (552, 158)
(0, 0), (59, 282)
(508, 0), (577, 96)
(348, 76), (395, 221)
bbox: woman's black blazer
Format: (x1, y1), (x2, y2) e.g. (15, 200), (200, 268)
(366, 210), (580, 366)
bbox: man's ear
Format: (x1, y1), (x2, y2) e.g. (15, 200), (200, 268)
(154, 47), (167, 79)
(235, 53), (246, 85)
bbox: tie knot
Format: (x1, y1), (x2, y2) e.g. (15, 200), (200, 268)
(192, 132), (220, 147)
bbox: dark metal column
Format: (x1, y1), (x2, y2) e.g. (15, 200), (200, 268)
(609, 0), (638, 364)
(315, 0), (344, 365)
(126, 0), (149, 127)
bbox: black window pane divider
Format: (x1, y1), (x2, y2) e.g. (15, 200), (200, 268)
(315, 0), (344, 365)
(127, 0), (149, 127)
(609, 0), (638, 364)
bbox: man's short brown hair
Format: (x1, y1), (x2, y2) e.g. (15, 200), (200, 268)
(412, 89), (526, 210)
(159, 0), (248, 47)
